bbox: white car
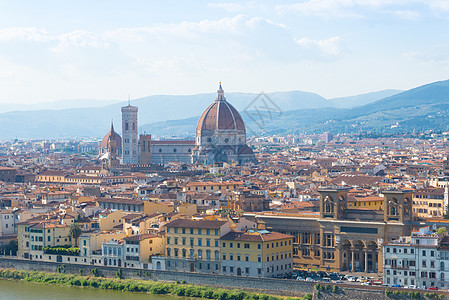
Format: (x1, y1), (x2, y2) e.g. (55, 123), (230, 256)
(406, 285), (417, 289)
(348, 277), (357, 282)
(305, 277), (315, 282)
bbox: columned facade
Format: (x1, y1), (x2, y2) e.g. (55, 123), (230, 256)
(244, 189), (414, 275)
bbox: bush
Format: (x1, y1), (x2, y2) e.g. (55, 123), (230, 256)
(303, 294), (313, 300)
(116, 268), (122, 279)
(43, 246), (80, 256)
(332, 285), (338, 293)
(0, 268), (291, 300)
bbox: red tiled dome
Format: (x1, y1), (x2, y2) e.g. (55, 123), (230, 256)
(100, 123), (122, 148)
(196, 84), (245, 131)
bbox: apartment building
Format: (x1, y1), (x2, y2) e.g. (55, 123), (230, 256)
(220, 229), (293, 277)
(165, 219), (231, 273)
(383, 227), (440, 288)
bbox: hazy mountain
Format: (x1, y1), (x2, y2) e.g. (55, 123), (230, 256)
(329, 89), (403, 108)
(1, 80), (448, 140)
(0, 99), (122, 113)
(140, 79), (449, 137)
(0, 90), (330, 139)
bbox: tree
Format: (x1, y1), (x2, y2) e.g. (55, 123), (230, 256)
(69, 223), (82, 247)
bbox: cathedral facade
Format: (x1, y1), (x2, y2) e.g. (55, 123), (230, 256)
(100, 83), (256, 167)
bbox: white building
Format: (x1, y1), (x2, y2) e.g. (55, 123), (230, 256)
(383, 226), (440, 288)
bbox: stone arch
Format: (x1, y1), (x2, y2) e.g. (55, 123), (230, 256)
(340, 239), (352, 271)
(387, 197), (400, 216)
(366, 240), (379, 273)
(324, 195), (334, 214)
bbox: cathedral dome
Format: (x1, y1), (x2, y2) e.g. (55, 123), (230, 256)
(196, 83), (245, 131)
(100, 122), (122, 148)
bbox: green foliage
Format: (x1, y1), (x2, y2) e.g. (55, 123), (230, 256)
(43, 246), (80, 256)
(332, 285), (338, 293)
(436, 227), (447, 234)
(116, 268), (122, 279)
(0, 268), (296, 300)
(385, 289), (392, 297)
(69, 223), (82, 247)
(302, 294), (313, 300)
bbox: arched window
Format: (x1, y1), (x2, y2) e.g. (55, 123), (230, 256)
(159, 148), (162, 152)
(207, 138), (212, 142)
(174, 148), (177, 153)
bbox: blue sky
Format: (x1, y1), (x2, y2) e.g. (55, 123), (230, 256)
(0, 0), (448, 104)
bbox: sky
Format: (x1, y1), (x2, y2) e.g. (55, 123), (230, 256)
(0, 0), (449, 105)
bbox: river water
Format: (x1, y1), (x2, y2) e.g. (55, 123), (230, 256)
(0, 279), (178, 300)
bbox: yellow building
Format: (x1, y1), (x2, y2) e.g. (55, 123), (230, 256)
(123, 234), (165, 268)
(347, 195), (384, 210)
(412, 188), (445, 218)
(18, 222), (71, 260)
(143, 201), (175, 215)
(220, 230), (293, 277)
(99, 210), (128, 231)
(164, 219), (231, 273)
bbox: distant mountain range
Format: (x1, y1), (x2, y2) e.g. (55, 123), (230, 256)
(1, 80), (449, 140)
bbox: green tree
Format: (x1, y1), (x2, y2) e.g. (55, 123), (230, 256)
(69, 223), (82, 247)
(436, 227), (447, 234)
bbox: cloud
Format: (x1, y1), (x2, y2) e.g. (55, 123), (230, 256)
(295, 36), (342, 56)
(0, 27), (54, 42)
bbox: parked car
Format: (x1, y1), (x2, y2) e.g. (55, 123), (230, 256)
(390, 284), (402, 288)
(406, 285), (417, 289)
(427, 286), (438, 290)
(348, 277), (357, 282)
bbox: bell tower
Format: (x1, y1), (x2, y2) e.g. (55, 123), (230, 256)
(319, 188), (349, 220)
(383, 190), (413, 223)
